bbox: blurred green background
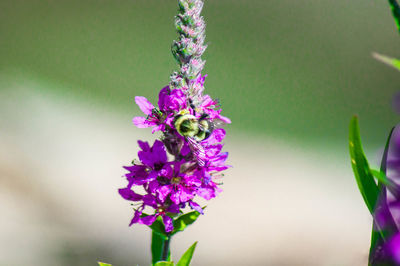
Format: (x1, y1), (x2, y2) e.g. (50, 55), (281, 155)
(2, 0), (400, 147)
(1, 0), (400, 265)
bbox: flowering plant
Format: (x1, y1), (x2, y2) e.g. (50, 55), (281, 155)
(349, 1), (400, 265)
(102, 0), (230, 265)
(349, 117), (400, 265)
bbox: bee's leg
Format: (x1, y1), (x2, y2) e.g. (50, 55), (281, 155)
(189, 98), (196, 115)
(199, 113), (208, 120)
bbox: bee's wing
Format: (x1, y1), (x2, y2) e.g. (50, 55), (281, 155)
(211, 118), (225, 129)
(186, 137), (207, 167)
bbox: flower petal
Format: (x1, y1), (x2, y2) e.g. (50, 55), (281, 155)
(133, 116), (151, 128)
(143, 194), (157, 208)
(135, 96), (154, 115)
(138, 140), (150, 152)
(158, 185), (172, 202)
(152, 140), (168, 164)
(163, 215), (174, 233)
(218, 115), (231, 124)
(179, 187), (194, 202)
(118, 188), (143, 201)
(209, 129), (226, 143)
(197, 187), (216, 200)
(170, 190), (181, 204)
(129, 209), (142, 226)
(189, 201), (203, 214)
(141, 215), (157, 226)
(167, 204), (180, 214)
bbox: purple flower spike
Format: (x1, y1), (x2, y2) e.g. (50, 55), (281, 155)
(120, 0), (230, 234)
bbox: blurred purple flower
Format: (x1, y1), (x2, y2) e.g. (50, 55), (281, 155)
(371, 124), (400, 263)
(387, 233), (400, 263)
(385, 125), (400, 227)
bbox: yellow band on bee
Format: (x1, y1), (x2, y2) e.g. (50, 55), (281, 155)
(178, 109), (190, 115)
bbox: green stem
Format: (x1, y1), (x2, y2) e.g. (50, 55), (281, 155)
(161, 236), (171, 261)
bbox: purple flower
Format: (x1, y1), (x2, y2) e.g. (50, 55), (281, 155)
(120, 132), (228, 232)
(387, 125), (400, 182)
(138, 140), (168, 171)
(387, 233), (400, 263)
(123, 140), (169, 186)
(198, 94), (231, 123)
(370, 124), (400, 263)
(158, 86), (187, 113)
(385, 125), (400, 227)
(120, 0), (230, 235)
(157, 161), (201, 205)
(132, 96), (168, 133)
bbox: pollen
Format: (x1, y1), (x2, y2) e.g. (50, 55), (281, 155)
(171, 176), (181, 184)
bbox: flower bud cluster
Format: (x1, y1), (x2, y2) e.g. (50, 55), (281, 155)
(119, 0), (230, 233)
(171, 0), (207, 90)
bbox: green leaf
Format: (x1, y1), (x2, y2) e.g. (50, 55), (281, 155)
(349, 116), (379, 214)
(370, 169), (391, 186)
(388, 0), (400, 34)
(372, 52), (400, 72)
(176, 242), (198, 266)
(141, 213), (167, 237)
(98, 262), (112, 266)
(154, 261), (174, 266)
(370, 169), (400, 200)
(150, 216), (168, 237)
(151, 231), (171, 264)
(171, 210), (202, 235)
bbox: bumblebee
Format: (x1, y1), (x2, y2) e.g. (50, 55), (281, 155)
(174, 113), (213, 142)
(173, 112), (214, 166)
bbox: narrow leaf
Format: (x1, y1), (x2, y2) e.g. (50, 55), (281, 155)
(372, 52), (400, 72)
(371, 169), (400, 199)
(171, 210), (201, 235)
(176, 242), (198, 266)
(98, 262), (112, 266)
(370, 169), (391, 186)
(154, 261), (174, 266)
(349, 116), (379, 214)
(388, 0), (400, 33)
